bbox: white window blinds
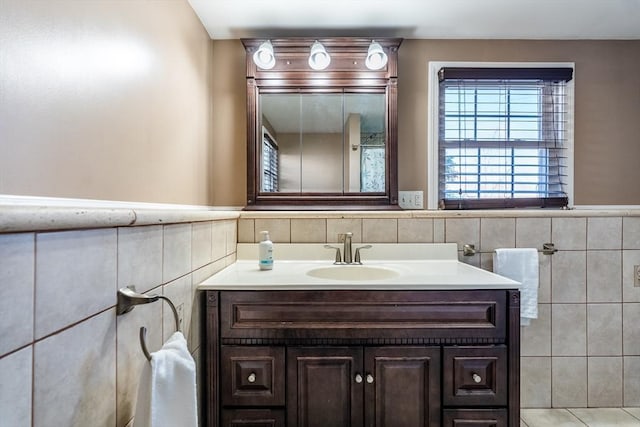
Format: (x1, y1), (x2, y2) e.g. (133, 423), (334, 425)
(261, 133), (278, 192)
(438, 67), (573, 209)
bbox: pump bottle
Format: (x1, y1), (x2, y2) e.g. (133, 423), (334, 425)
(258, 230), (273, 270)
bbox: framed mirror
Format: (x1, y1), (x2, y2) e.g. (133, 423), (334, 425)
(243, 38), (402, 209)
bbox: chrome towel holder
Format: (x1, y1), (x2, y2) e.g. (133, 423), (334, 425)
(462, 242), (558, 256)
(116, 286), (180, 362)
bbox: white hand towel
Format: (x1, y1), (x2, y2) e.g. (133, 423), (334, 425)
(493, 248), (539, 326)
(134, 331), (198, 427)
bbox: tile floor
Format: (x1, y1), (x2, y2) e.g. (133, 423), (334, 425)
(521, 408), (640, 426)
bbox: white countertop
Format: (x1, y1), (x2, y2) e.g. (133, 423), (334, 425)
(199, 243), (520, 291)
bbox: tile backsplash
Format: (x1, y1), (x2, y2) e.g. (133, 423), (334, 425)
(3, 208), (640, 427)
(0, 213), (237, 427)
(239, 212), (640, 408)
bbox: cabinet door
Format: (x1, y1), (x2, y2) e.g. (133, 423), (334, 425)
(364, 347), (441, 427)
(287, 347), (364, 427)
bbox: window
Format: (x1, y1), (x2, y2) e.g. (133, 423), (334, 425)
(261, 130), (279, 192)
(429, 64), (574, 209)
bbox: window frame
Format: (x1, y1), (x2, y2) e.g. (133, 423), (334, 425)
(427, 61), (575, 210)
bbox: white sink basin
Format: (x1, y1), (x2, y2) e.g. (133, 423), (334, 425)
(306, 265), (400, 281)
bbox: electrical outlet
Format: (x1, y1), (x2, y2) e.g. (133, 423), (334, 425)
(398, 191), (424, 209)
(635, 265), (640, 287)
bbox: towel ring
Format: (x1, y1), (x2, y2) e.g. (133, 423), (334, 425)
(116, 287), (181, 361)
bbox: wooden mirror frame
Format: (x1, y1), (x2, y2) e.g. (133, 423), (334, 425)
(242, 38), (402, 210)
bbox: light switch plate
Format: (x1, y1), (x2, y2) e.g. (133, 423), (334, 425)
(399, 191), (424, 209)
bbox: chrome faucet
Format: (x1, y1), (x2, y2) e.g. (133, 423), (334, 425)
(341, 232), (353, 264)
(324, 233), (372, 264)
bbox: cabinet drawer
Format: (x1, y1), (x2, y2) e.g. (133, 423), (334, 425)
(443, 409), (507, 427)
(221, 409), (285, 427)
(220, 290), (506, 341)
(221, 346), (285, 407)
(443, 346), (507, 406)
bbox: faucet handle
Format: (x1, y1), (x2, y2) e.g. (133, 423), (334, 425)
(324, 245), (343, 264)
(354, 245), (372, 264)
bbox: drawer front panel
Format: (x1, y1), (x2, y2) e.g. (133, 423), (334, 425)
(443, 346), (508, 407)
(221, 409), (285, 427)
(443, 409), (508, 427)
(220, 291), (506, 340)
(221, 346), (285, 407)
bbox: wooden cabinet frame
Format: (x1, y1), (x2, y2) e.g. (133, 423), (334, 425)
(241, 38), (402, 210)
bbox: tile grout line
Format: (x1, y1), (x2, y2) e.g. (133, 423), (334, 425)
(622, 408), (640, 422)
(565, 408), (590, 426)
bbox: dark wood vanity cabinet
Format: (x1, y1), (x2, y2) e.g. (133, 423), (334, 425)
(205, 290), (520, 427)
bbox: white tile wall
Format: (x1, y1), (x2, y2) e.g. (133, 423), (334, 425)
(623, 303), (640, 355)
(521, 304), (551, 356)
(480, 218), (515, 252)
(587, 250), (622, 302)
(117, 225), (163, 293)
(35, 229), (117, 339)
(587, 304), (622, 356)
(398, 218), (433, 243)
(521, 356), (551, 408)
(588, 217), (622, 250)
(552, 304), (587, 356)
(0, 217), (235, 427)
(587, 357), (623, 407)
(445, 218), (479, 251)
(33, 309), (117, 427)
(291, 218), (327, 243)
(552, 251), (587, 303)
(552, 217), (587, 250)
(0, 233), (34, 356)
(192, 222), (213, 270)
(552, 357), (587, 407)
(516, 217), (551, 249)
(623, 217), (640, 250)
(162, 223), (192, 283)
(363, 218), (398, 243)
(0, 346), (32, 427)
(624, 356), (640, 406)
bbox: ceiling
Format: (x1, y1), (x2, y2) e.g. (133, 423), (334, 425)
(188, 0), (640, 40)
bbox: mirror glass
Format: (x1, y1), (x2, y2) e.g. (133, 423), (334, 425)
(260, 93), (386, 194)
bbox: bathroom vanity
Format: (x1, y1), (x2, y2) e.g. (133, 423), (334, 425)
(200, 244), (521, 427)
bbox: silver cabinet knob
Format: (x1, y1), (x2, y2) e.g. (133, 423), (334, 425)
(366, 374), (374, 384)
(472, 373), (482, 383)
(248, 372), (257, 383)
(355, 374), (363, 384)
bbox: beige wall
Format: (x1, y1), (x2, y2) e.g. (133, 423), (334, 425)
(2, 1), (638, 208)
(212, 39), (640, 206)
(0, 0), (215, 205)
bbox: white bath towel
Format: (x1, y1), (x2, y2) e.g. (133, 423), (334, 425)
(493, 248), (539, 326)
(134, 331), (198, 427)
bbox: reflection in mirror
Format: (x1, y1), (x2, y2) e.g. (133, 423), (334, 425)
(260, 93), (386, 194)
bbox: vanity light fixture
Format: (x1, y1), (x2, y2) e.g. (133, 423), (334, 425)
(252, 40), (276, 69)
(308, 40), (331, 70)
(365, 40), (388, 70)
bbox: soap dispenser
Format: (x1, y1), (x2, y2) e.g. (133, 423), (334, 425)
(258, 230), (274, 270)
